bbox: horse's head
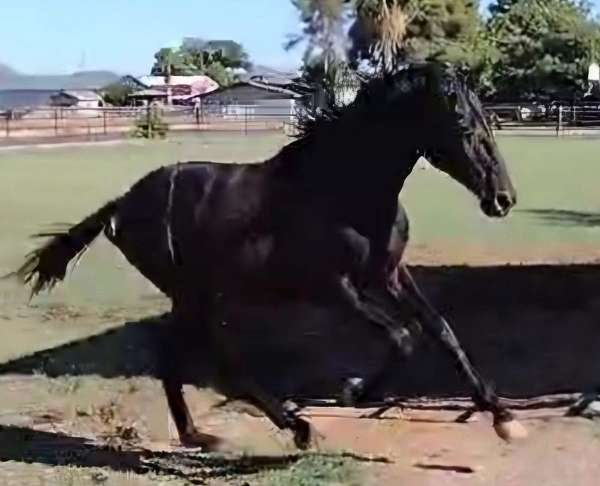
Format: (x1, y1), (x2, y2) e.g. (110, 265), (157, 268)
(386, 63), (516, 217)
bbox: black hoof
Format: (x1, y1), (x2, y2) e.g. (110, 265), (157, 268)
(179, 430), (226, 451)
(566, 394), (600, 418)
(340, 377), (365, 407)
(292, 417), (314, 450)
(455, 407), (477, 423)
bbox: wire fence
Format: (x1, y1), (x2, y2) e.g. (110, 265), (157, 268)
(3, 100), (600, 142)
(0, 104), (297, 141)
(485, 101), (600, 134)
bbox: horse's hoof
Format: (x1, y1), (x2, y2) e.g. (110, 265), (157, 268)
(493, 419), (528, 442)
(340, 377), (365, 407)
(292, 418), (322, 450)
(455, 408), (477, 423)
(179, 431), (226, 451)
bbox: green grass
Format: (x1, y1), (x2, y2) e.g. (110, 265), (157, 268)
(1, 132), (599, 484)
(0, 133), (289, 307)
(403, 136), (600, 246)
(2, 132), (600, 310)
(254, 455), (362, 486)
(0, 133), (289, 361)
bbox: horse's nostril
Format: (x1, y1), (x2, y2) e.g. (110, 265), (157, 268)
(495, 192), (513, 211)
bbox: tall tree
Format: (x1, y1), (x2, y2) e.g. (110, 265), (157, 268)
(286, 0), (351, 70)
(151, 48), (194, 104)
(349, 0), (482, 67)
(204, 40), (252, 69)
(288, 0), (483, 72)
(151, 39), (252, 88)
(486, 0), (600, 99)
(151, 48), (193, 78)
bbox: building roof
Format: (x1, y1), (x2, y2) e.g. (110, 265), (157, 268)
(128, 88), (168, 99)
(242, 65), (298, 83)
(199, 80), (302, 102)
(53, 90), (103, 101)
(138, 75), (219, 94)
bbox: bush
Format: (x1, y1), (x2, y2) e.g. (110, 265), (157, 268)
(131, 105), (168, 139)
(102, 83), (135, 106)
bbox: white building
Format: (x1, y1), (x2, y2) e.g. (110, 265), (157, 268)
(50, 90), (103, 108)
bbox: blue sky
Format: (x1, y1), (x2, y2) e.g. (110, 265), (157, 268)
(0, 0), (598, 76)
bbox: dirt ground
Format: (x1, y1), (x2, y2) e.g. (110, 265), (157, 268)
(1, 262), (600, 485)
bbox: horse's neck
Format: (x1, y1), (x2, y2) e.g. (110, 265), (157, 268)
(268, 119), (421, 238)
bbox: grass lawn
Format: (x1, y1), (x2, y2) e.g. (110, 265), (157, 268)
(2, 132), (600, 308)
(403, 135), (600, 262)
(0, 131), (598, 344)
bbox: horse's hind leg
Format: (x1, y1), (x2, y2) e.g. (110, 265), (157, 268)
(236, 378), (317, 450)
(160, 306), (223, 450)
(211, 316), (318, 450)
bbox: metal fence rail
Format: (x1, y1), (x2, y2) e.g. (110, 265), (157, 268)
(3, 101), (600, 141)
(485, 102), (600, 134)
(0, 104), (296, 141)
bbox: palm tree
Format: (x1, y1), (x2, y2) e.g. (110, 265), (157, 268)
(153, 48), (186, 105)
(286, 0), (350, 72)
(288, 0), (421, 73)
(351, 0), (420, 71)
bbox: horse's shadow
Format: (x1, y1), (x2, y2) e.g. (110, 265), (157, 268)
(2, 264), (600, 400)
(518, 208), (600, 227)
(2, 264), (600, 476)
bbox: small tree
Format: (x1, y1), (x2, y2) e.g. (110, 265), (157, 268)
(101, 83), (135, 106)
(131, 104), (168, 139)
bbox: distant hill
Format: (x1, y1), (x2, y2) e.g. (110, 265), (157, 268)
(0, 63), (120, 90)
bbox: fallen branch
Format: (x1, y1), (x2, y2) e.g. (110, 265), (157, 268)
(289, 392), (582, 413)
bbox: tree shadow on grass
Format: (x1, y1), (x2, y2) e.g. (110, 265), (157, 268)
(518, 209), (600, 227)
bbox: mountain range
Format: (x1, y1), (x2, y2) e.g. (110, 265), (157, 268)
(0, 63), (120, 90)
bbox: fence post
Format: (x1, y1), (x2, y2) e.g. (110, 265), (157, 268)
(54, 109), (58, 136)
(5, 114), (9, 138)
(244, 105), (248, 135)
(146, 104), (152, 138)
(103, 109), (108, 135)
(556, 105), (563, 136)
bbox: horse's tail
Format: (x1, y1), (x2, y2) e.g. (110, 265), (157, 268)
(6, 199), (119, 297)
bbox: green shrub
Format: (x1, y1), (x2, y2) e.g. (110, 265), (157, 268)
(131, 105), (168, 139)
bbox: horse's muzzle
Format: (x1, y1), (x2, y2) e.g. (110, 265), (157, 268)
(481, 191), (516, 217)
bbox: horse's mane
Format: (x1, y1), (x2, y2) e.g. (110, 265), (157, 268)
(291, 62), (473, 143)
(292, 69), (390, 141)
(274, 62), (484, 168)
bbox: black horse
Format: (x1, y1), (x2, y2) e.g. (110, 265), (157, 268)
(13, 63), (523, 450)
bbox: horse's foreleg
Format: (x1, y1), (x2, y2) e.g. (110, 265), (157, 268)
(566, 390), (600, 418)
(334, 274), (418, 411)
(392, 265), (527, 441)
